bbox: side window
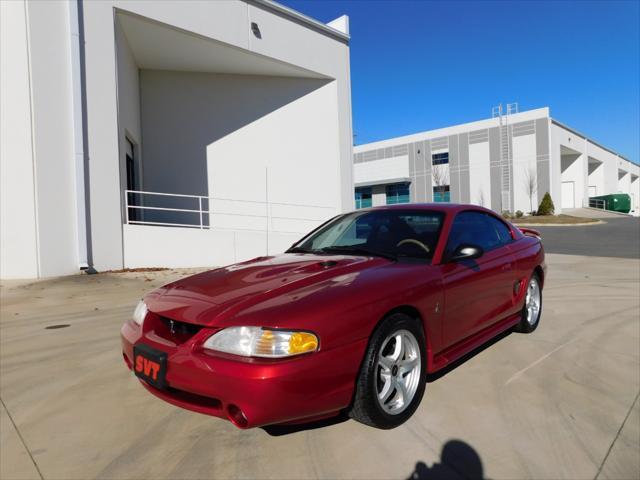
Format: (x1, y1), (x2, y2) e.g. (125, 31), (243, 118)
(445, 211), (502, 256)
(487, 216), (513, 246)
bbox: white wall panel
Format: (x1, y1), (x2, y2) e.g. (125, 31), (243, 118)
(354, 156), (410, 185)
(206, 80), (341, 215)
(468, 142), (491, 208)
(512, 134), (538, 213)
(123, 225), (304, 268)
(115, 19), (142, 190)
(25, 0), (78, 277)
(0, 0), (39, 278)
(123, 224), (234, 268)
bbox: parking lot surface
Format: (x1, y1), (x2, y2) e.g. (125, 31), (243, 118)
(536, 213), (640, 259)
(1, 253), (639, 480)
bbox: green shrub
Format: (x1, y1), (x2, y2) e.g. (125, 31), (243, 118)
(515, 210), (524, 218)
(537, 192), (555, 216)
(502, 210), (512, 219)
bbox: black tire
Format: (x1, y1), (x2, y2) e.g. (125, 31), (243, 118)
(514, 272), (542, 333)
(349, 313), (427, 429)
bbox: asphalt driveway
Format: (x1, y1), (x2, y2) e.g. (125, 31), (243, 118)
(535, 217), (640, 259)
(1, 253), (639, 480)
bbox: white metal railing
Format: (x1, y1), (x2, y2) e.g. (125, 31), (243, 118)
(124, 189), (334, 232)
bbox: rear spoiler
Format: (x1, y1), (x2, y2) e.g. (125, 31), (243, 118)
(518, 227), (541, 238)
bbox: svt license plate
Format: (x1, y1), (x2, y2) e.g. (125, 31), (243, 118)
(133, 343), (167, 389)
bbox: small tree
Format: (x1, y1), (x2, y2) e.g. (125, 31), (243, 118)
(523, 168), (538, 215)
(537, 192), (555, 216)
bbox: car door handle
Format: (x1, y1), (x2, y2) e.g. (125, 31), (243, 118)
(501, 263), (513, 271)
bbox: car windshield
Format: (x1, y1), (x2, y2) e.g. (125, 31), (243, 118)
(289, 209), (445, 261)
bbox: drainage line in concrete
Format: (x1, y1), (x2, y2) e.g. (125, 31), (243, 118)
(594, 389), (640, 480)
(0, 396), (44, 480)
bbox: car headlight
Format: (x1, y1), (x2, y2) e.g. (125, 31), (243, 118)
(132, 300), (148, 326)
(203, 327), (319, 358)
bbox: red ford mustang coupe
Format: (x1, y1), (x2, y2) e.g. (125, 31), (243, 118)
(121, 204), (545, 429)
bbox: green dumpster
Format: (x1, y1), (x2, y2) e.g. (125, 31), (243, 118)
(589, 193), (631, 213)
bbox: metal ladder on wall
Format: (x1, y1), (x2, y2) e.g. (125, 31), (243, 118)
(492, 103), (518, 213)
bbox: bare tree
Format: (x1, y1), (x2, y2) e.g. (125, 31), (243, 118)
(432, 164), (448, 187)
(431, 164), (449, 202)
(523, 168), (538, 214)
(477, 189), (486, 207)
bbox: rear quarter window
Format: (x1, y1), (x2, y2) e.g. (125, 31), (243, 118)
(486, 215), (514, 245)
(446, 210), (516, 256)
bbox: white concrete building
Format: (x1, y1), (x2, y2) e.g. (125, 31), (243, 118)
(354, 106), (640, 217)
(1, 0), (353, 279)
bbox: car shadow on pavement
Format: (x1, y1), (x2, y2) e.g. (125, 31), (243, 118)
(426, 329), (513, 383)
(262, 329), (514, 436)
(261, 412), (350, 436)
(407, 439), (485, 480)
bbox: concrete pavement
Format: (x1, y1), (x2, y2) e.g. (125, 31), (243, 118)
(564, 208), (635, 219)
(1, 254), (639, 479)
(535, 216), (640, 259)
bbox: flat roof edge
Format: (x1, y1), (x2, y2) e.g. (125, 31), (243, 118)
(250, 0), (350, 41)
(550, 118), (636, 166)
(354, 107), (550, 152)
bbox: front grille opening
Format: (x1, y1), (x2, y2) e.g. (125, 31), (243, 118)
(155, 316), (203, 345)
(166, 387), (222, 410)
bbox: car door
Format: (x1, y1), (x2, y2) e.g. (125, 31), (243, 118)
(440, 211), (517, 348)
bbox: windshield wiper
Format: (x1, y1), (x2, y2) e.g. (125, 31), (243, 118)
(319, 246), (397, 261)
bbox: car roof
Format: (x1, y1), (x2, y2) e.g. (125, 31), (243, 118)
(354, 203), (498, 216)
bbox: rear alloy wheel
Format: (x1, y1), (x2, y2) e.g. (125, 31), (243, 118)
(349, 313), (427, 429)
(515, 273), (542, 333)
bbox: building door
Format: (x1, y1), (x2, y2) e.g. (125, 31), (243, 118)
(561, 181), (575, 209)
(125, 138), (138, 221)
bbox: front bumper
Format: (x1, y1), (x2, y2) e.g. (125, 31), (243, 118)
(121, 318), (367, 428)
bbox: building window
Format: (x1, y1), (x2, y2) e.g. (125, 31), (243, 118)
(432, 152), (449, 165)
(125, 138), (138, 221)
(386, 183), (410, 205)
(433, 185), (450, 202)
(355, 187), (372, 209)
(125, 138), (137, 191)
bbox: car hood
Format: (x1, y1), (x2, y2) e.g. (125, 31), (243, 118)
(145, 253), (389, 327)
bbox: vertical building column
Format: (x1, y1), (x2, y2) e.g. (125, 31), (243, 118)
(408, 142), (417, 202)
(448, 134), (460, 203)
(82, 2), (125, 271)
(508, 125), (515, 213)
(424, 140), (433, 202)
(413, 140), (428, 202)
(535, 118), (551, 204)
(458, 133), (470, 204)
(489, 127), (502, 212)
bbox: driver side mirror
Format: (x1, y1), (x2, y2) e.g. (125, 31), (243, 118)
(448, 244), (484, 262)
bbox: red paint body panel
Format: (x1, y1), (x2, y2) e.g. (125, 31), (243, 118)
(121, 204), (545, 428)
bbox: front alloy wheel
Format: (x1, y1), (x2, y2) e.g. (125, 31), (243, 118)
(349, 313), (427, 429)
(375, 329), (421, 415)
(515, 272), (542, 333)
